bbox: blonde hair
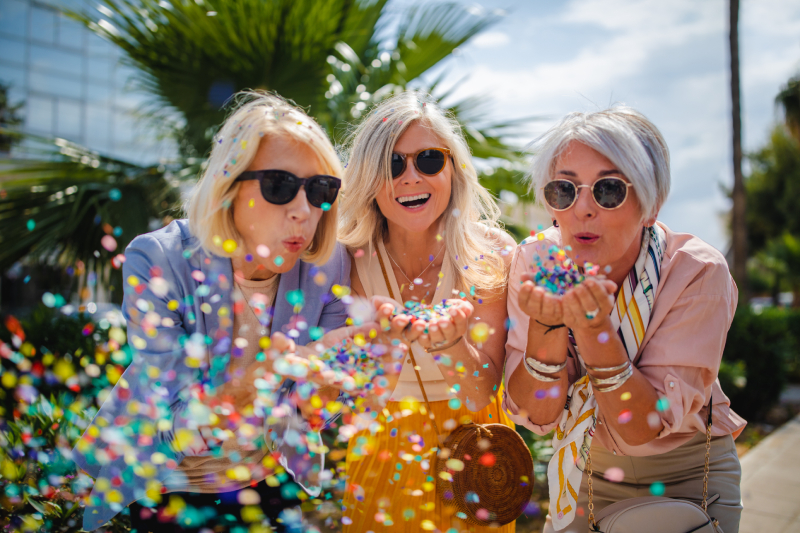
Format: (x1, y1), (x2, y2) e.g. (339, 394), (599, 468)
(185, 90), (343, 264)
(528, 106), (670, 221)
(338, 91), (507, 294)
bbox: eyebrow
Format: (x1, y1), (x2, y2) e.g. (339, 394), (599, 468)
(556, 169), (623, 177)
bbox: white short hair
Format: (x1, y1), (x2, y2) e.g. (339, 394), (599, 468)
(528, 106), (670, 220)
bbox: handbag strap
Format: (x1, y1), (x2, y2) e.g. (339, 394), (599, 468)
(376, 247), (445, 449)
(587, 393), (714, 530)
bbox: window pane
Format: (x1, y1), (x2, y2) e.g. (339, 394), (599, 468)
(0, 64), (26, 91)
(0, 0), (28, 39)
(57, 16), (84, 50)
(87, 55), (114, 83)
(86, 104), (111, 152)
(30, 6), (56, 45)
(29, 71), (83, 99)
(56, 99), (83, 140)
(87, 81), (112, 107)
(0, 37), (26, 65)
(30, 44), (83, 77)
(26, 95), (55, 134)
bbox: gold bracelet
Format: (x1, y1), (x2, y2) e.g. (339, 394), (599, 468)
(424, 335), (463, 354)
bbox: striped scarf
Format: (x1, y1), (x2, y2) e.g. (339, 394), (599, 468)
(548, 225), (667, 531)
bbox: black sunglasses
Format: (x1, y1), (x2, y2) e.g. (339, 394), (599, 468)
(543, 177), (634, 211)
(391, 147), (452, 178)
(236, 170), (341, 209)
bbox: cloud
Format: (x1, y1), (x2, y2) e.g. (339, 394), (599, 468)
(471, 31), (510, 49)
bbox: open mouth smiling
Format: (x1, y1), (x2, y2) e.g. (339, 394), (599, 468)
(396, 193), (431, 208)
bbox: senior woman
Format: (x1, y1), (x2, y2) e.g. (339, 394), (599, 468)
(71, 92), (361, 532)
(337, 92), (517, 532)
(503, 107), (746, 533)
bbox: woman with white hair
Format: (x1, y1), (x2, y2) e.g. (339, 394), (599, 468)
(504, 107), (746, 532)
(337, 92), (517, 532)
(71, 91), (374, 532)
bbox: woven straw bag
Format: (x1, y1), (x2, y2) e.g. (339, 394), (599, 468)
(407, 347), (533, 526)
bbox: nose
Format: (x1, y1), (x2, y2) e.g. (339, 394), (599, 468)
(400, 160), (423, 185)
(572, 185), (596, 219)
(286, 187), (312, 223)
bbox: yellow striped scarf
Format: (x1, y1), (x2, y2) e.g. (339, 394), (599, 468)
(547, 225), (666, 531)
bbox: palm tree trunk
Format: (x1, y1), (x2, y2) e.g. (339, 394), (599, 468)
(730, 0), (749, 304)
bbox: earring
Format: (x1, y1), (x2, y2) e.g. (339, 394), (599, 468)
(552, 219), (559, 228)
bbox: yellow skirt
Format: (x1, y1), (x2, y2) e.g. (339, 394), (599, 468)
(342, 392), (516, 532)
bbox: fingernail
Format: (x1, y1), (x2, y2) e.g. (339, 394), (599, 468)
(430, 325), (439, 332)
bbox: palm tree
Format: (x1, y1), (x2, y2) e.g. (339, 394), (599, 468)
(0, 0), (530, 301)
(777, 76), (800, 143)
(730, 0), (748, 302)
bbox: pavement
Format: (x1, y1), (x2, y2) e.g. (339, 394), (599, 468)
(739, 412), (800, 532)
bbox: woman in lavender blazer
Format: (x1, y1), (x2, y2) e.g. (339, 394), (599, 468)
(72, 92), (357, 531)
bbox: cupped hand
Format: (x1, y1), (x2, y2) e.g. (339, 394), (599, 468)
(561, 278), (617, 332)
(400, 298), (473, 350)
(518, 271), (565, 326)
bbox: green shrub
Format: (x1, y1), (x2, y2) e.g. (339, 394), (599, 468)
(722, 307), (793, 420)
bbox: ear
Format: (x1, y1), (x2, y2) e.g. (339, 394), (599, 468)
(642, 213), (657, 227)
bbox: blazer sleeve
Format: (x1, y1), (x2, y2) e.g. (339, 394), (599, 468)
(317, 243), (352, 333)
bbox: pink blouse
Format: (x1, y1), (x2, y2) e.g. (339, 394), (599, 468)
(502, 222), (747, 456)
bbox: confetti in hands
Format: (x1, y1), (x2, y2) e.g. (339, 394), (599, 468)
(529, 244), (603, 296)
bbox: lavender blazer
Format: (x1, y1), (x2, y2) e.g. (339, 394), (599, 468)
(71, 219), (350, 530)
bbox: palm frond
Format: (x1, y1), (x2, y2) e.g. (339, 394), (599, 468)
(0, 132), (180, 278)
(777, 75), (800, 143)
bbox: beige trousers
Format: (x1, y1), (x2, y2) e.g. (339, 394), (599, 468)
(543, 432), (742, 533)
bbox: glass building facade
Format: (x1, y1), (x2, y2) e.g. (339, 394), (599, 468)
(0, 0), (174, 164)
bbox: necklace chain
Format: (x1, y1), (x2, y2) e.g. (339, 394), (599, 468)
(384, 243), (445, 290)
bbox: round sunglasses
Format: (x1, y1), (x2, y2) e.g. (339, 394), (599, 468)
(235, 169), (341, 208)
(543, 177), (634, 211)
(391, 147), (452, 178)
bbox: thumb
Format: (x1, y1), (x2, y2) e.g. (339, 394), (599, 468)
(601, 280), (618, 294)
(270, 331), (296, 353)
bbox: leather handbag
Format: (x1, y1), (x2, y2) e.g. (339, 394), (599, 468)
(586, 396), (723, 533)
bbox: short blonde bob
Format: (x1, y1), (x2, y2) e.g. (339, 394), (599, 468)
(339, 91), (507, 294)
(185, 90), (343, 264)
(528, 106), (670, 221)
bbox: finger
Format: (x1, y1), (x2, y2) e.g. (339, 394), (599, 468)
(427, 322), (447, 345)
(601, 279), (618, 295)
(585, 279), (616, 311)
(271, 332), (296, 353)
(449, 307), (470, 338)
(372, 295), (402, 312)
(574, 284), (603, 317)
(540, 293), (562, 320)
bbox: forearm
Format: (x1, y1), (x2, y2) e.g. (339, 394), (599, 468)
(434, 338), (501, 411)
(506, 319), (570, 425)
(573, 325), (664, 445)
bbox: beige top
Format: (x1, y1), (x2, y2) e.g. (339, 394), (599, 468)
(165, 273), (279, 493)
(503, 222), (747, 456)
(353, 241), (455, 402)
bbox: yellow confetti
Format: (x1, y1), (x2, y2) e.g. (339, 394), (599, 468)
(470, 322), (490, 343)
(435, 234), (443, 242)
(259, 336), (271, 350)
(331, 284), (351, 298)
(223, 239), (237, 253)
(201, 303), (212, 314)
(127, 275), (139, 287)
(620, 391), (632, 401)
(310, 395), (323, 409)
(248, 198), (255, 208)
(537, 233), (545, 241)
(213, 235), (223, 247)
(167, 300), (179, 311)
(241, 140), (247, 149)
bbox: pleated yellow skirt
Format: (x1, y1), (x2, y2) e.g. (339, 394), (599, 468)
(342, 392), (516, 532)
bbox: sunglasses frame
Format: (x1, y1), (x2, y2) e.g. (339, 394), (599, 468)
(391, 147), (452, 178)
(235, 169), (341, 208)
(544, 177), (634, 211)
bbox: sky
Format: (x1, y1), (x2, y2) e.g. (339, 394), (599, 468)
(411, 0), (800, 253)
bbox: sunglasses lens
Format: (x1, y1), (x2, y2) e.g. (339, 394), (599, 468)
(593, 178), (628, 209)
(415, 149), (446, 175)
(543, 181), (577, 210)
(391, 153), (406, 178)
(306, 176), (341, 208)
(261, 171), (299, 205)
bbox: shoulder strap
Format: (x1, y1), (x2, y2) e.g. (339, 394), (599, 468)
(376, 248), (444, 448)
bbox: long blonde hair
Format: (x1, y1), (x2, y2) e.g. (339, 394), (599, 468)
(339, 91), (507, 294)
(185, 90), (343, 264)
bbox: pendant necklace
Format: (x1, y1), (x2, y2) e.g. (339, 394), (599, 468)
(385, 244), (445, 290)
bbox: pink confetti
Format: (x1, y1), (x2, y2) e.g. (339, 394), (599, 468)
(604, 467), (625, 482)
(354, 249), (365, 258)
(256, 244), (270, 258)
(100, 235), (117, 252)
(597, 331), (610, 343)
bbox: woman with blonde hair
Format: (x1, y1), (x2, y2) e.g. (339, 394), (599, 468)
(338, 91), (517, 531)
(72, 91), (370, 532)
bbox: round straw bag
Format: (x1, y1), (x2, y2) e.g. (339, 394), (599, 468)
(435, 421), (534, 526)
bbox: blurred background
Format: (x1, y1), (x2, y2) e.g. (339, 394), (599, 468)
(0, 0), (799, 531)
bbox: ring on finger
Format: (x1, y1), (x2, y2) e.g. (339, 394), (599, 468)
(585, 308), (600, 320)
